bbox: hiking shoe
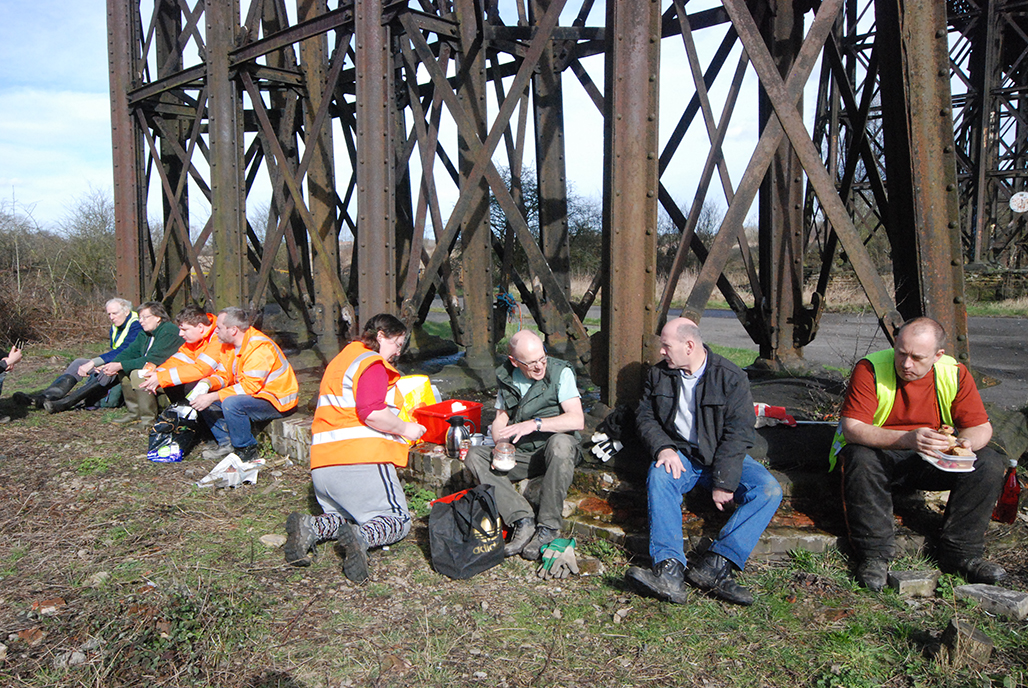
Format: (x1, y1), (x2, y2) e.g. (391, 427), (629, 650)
(233, 444), (259, 463)
(685, 552), (754, 606)
(942, 556), (1006, 584)
(521, 525), (559, 561)
(337, 522), (369, 583)
(202, 443), (233, 461)
(855, 557), (889, 592)
(284, 512), (318, 567)
(503, 516), (536, 557)
(626, 559), (689, 604)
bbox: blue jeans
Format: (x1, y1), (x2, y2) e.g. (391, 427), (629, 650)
(200, 395), (284, 449)
(647, 453), (782, 570)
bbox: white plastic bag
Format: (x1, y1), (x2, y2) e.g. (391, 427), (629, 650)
(196, 453), (266, 489)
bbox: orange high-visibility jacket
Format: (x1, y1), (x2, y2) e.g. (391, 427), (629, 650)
(208, 327), (298, 412)
(154, 314), (231, 388)
(310, 341), (408, 470)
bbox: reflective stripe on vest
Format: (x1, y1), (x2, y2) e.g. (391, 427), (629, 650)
(110, 312), (139, 349)
(828, 349), (959, 470)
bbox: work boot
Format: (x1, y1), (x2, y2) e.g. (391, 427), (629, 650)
(111, 385), (140, 424)
(626, 559), (689, 604)
(855, 557), (889, 592)
(521, 525), (559, 561)
(685, 552), (755, 606)
(234, 444), (259, 462)
(44, 376), (105, 414)
(503, 516), (536, 557)
(941, 556), (1007, 584)
(202, 443), (233, 461)
(136, 385), (158, 424)
(284, 512), (318, 566)
(337, 522), (369, 583)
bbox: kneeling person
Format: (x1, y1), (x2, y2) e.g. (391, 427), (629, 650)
(284, 314), (426, 582)
(626, 318), (782, 606)
(464, 330), (584, 560)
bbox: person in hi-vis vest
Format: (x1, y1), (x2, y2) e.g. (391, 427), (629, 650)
(834, 317), (1006, 591)
(284, 314), (425, 584)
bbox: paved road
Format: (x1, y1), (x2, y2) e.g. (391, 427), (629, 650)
(684, 310), (1028, 409)
(428, 302), (1028, 408)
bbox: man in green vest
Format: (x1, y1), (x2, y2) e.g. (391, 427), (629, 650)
(464, 330), (584, 561)
(833, 317), (1006, 591)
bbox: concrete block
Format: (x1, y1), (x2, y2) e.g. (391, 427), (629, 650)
(954, 584), (1028, 620)
(887, 570), (939, 598)
(939, 619), (993, 666)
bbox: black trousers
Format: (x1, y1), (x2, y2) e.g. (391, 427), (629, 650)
(839, 443), (1005, 561)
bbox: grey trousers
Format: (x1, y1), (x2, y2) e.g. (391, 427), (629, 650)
(465, 433), (580, 530)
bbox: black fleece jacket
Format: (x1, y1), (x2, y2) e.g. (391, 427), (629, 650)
(634, 346), (755, 492)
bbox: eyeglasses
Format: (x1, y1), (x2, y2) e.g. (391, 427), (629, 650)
(513, 355), (547, 369)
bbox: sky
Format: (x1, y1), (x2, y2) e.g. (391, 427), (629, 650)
(0, 0), (114, 226)
(0, 0), (772, 229)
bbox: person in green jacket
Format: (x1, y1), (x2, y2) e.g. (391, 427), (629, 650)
(45, 302), (184, 422)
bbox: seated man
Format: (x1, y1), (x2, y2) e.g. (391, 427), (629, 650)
(626, 318), (782, 606)
(832, 317), (1006, 591)
(188, 307), (298, 462)
(464, 330), (584, 561)
(14, 298), (142, 409)
(139, 304), (226, 403)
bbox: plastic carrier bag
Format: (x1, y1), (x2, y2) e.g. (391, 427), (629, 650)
(147, 404), (202, 463)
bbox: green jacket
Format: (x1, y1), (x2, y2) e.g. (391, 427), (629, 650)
(497, 356), (579, 454)
(113, 320), (184, 374)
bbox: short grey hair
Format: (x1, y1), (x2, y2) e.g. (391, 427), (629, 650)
(218, 307), (252, 330)
(106, 297), (132, 313)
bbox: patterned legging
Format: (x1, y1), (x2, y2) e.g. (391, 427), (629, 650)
(312, 512), (410, 548)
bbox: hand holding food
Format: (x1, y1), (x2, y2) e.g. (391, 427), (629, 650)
(938, 425), (974, 456)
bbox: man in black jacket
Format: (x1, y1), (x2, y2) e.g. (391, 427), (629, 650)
(627, 318), (782, 605)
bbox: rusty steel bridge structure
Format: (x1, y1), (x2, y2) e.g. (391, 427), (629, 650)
(107, 0), (1028, 405)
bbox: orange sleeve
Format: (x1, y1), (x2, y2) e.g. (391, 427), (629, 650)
(839, 360), (879, 424)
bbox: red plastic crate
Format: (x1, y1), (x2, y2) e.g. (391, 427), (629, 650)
(412, 399), (483, 445)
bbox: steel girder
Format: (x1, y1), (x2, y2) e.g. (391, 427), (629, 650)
(107, 0), (990, 403)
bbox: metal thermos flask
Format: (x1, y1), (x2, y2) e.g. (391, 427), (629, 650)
(445, 415), (472, 458)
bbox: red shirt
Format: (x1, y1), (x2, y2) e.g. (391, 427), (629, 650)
(355, 362), (388, 421)
(840, 359), (989, 431)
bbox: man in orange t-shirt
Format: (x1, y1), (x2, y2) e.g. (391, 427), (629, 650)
(836, 317), (1006, 591)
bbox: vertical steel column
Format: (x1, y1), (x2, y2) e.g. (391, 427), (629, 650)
(299, 0), (341, 354)
(206, 0), (245, 309)
(156, 0), (189, 308)
(968, 0), (1001, 263)
(757, 0), (805, 364)
(531, 0), (572, 357)
(355, 0), (396, 328)
(875, 0), (969, 360)
(455, 0), (495, 379)
(599, 0), (660, 406)
(107, 0), (145, 304)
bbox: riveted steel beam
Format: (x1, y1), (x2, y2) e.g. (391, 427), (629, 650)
(355, 0), (396, 327)
(599, 0), (660, 407)
(876, 0), (969, 359)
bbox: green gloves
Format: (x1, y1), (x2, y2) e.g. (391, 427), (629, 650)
(537, 538), (579, 579)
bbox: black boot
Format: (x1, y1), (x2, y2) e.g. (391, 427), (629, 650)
(44, 376), (107, 414)
(40, 375), (80, 406)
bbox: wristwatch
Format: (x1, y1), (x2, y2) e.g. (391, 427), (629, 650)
(534, 417), (543, 432)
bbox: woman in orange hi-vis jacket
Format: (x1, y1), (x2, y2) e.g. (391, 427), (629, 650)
(284, 314), (426, 583)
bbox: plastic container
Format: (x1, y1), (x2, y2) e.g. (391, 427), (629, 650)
(412, 399), (483, 445)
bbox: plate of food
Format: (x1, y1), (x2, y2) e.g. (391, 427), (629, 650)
(919, 425), (977, 472)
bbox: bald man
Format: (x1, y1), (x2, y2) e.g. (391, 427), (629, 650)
(464, 330), (584, 560)
(832, 317), (1006, 591)
(626, 318), (782, 606)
